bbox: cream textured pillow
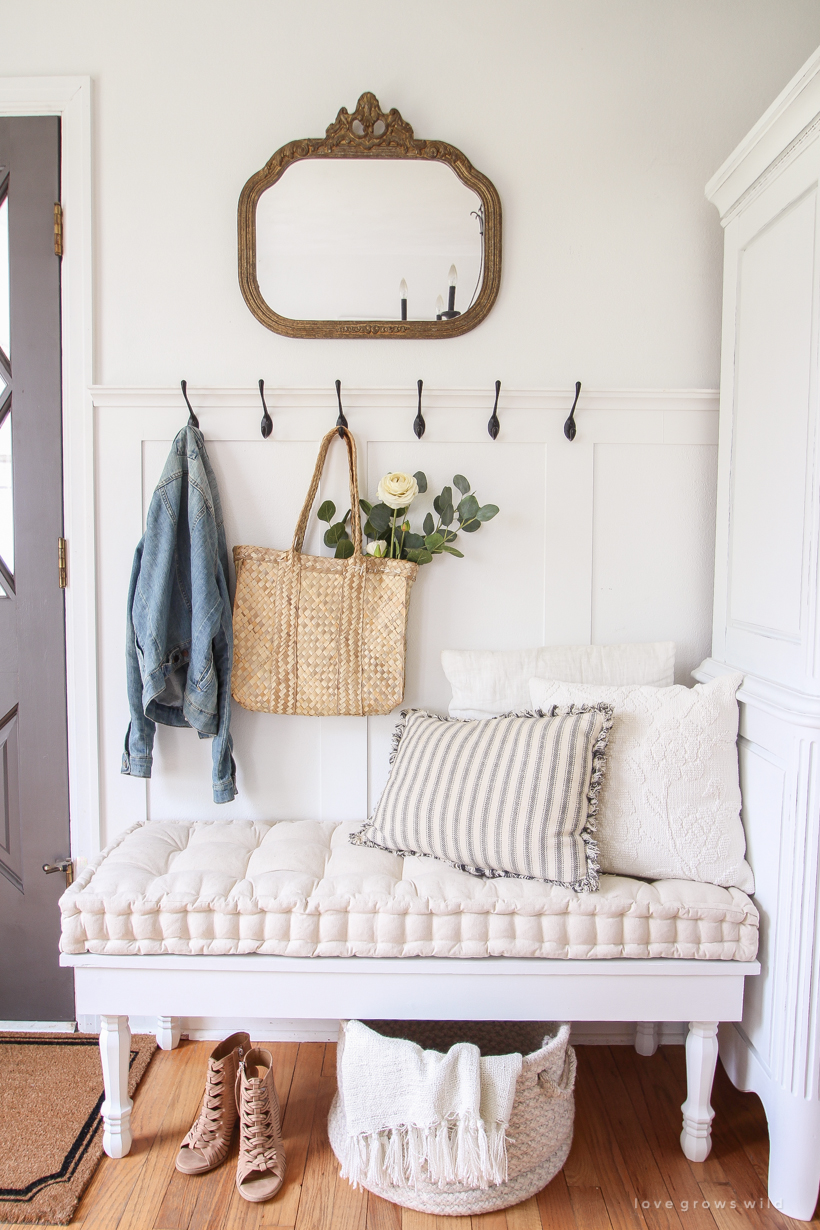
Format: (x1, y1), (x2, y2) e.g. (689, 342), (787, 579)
(351, 706), (613, 892)
(442, 643), (675, 719)
(528, 674), (754, 892)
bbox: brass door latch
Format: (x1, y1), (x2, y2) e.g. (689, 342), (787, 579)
(43, 858), (74, 887)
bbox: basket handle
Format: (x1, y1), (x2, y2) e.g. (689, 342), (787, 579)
(292, 426), (362, 556)
(536, 1046), (577, 1099)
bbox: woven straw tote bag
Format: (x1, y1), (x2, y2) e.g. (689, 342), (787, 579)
(328, 1020), (576, 1215)
(232, 427), (418, 716)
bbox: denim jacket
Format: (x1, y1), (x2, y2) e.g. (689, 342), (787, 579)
(122, 425), (237, 803)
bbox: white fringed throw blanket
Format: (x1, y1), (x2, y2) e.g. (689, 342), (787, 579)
(338, 1021), (523, 1191)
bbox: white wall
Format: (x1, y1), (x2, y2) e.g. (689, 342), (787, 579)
(2, 0), (820, 390)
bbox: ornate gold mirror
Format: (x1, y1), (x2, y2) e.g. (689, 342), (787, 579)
(238, 94), (501, 339)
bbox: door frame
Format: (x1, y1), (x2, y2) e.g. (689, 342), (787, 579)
(0, 78), (96, 861)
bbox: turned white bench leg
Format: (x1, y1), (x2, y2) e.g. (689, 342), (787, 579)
(680, 1021), (718, 1162)
(100, 1015), (133, 1158)
(156, 1016), (181, 1050)
(635, 1022), (659, 1056)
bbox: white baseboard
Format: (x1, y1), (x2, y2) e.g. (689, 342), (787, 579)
(75, 1016), (686, 1046)
(0, 1020), (77, 1033)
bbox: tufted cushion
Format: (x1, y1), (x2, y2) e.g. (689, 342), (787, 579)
(60, 819), (758, 961)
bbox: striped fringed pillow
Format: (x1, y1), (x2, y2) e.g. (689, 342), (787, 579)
(351, 705), (613, 892)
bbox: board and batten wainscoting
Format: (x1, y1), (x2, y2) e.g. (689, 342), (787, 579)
(83, 384), (719, 1040)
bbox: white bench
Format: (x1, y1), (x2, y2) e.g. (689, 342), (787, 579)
(58, 818), (759, 1164)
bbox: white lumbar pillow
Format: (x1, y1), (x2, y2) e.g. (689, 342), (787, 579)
(528, 673), (753, 892)
(443, 642), (675, 719)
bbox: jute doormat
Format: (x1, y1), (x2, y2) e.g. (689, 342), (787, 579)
(0, 1031), (156, 1225)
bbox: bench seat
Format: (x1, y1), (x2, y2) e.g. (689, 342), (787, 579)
(60, 818), (759, 961)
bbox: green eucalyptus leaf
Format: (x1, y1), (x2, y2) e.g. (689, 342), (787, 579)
(404, 532), (425, 550)
(458, 494), (479, 521)
(453, 474), (470, 495)
(425, 533), (444, 551)
(442, 545), (465, 557)
(461, 520), (481, 533)
(440, 502), (454, 527)
(324, 522), (347, 546)
(317, 500), (336, 524)
(476, 503), (499, 522)
(423, 512), (435, 536)
(363, 519), (376, 538)
(359, 498), (373, 515)
(335, 538), (355, 559)
(368, 502), (392, 532)
(441, 485), (453, 509)
(406, 548), (433, 565)
(432, 494), (442, 516)
(413, 471), (428, 494)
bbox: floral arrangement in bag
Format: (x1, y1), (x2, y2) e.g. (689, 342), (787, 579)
(317, 470), (499, 563)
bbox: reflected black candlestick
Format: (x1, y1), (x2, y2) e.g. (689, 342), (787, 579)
(401, 298), (407, 321)
(448, 285), (456, 313)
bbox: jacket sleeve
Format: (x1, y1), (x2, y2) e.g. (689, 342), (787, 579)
(121, 539), (156, 779)
(208, 563), (237, 803)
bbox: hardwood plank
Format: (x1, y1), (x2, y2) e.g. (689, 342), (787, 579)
(569, 1052), (646, 1230)
(536, 1168), (577, 1230)
(402, 1213), (438, 1230)
(331, 1167), (368, 1230)
(505, 1196), (542, 1230)
(322, 1042), (338, 1079)
(153, 1166), (201, 1230)
(366, 1191), (402, 1230)
(472, 1212), (509, 1230)
(293, 1074), (338, 1230)
(262, 1043), (327, 1228)
(586, 1047), (681, 1230)
(568, 1186), (615, 1230)
(187, 1134), (240, 1230)
(616, 1046), (717, 1230)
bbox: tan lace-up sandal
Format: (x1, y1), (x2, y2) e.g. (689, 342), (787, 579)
(175, 1031), (251, 1175)
(235, 1047), (286, 1203)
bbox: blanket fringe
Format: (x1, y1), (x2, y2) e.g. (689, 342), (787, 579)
(340, 1115), (510, 1191)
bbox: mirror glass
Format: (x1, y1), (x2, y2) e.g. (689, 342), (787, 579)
(256, 160), (483, 323)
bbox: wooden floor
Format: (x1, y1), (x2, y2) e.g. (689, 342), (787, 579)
(8, 1039), (819, 1230)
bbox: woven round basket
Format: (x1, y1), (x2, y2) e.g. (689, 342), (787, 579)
(328, 1020), (576, 1216)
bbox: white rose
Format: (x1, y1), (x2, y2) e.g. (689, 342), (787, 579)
(366, 540), (387, 557)
(377, 472), (418, 510)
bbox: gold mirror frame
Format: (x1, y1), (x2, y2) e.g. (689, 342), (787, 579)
(237, 93), (502, 339)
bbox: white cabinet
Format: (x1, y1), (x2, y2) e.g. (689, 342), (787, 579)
(702, 45), (820, 1221)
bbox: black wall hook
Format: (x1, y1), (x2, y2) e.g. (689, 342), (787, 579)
(259, 379), (272, 439)
(181, 380), (199, 429)
(335, 379), (349, 438)
(563, 381), (582, 441)
(488, 379), (501, 440)
(413, 379), (426, 438)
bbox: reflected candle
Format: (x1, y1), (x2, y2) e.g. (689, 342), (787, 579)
(448, 265), (457, 314)
(435, 294), (444, 320)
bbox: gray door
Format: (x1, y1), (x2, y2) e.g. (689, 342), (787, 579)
(0, 117), (73, 1021)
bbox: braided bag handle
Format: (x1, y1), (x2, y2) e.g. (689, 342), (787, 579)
(292, 427), (362, 556)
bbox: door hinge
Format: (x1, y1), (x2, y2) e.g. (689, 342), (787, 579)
(58, 537), (67, 588)
(54, 202), (63, 258)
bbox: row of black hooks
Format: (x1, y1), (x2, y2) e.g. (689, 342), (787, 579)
(181, 378), (583, 442)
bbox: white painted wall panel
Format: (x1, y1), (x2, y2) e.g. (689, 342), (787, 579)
(729, 190), (816, 639)
(591, 444), (718, 684)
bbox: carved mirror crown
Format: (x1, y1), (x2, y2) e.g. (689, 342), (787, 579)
(238, 93), (502, 339)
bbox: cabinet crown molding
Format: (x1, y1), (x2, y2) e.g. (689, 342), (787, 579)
(706, 45), (820, 223)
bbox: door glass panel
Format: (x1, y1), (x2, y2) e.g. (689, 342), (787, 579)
(0, 193), (9, 359)
(0, 412), (12, 576)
